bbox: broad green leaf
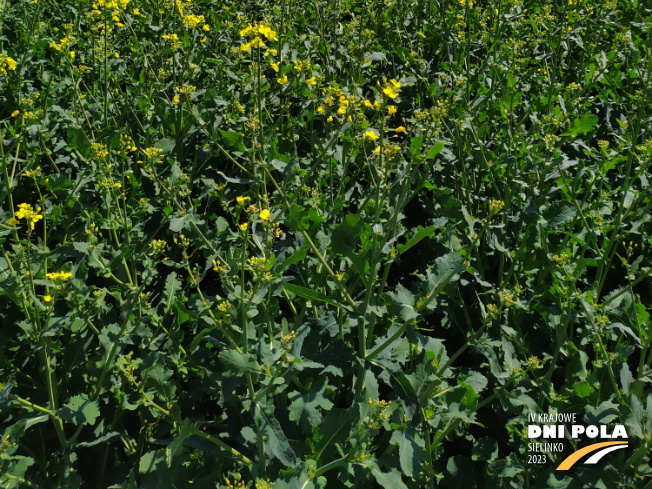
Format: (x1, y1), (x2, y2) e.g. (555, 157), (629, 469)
(288, 380), (334, 428)
(219, 350), (262, 375)
(284, 284), (341, 309)
(458, 371), (488, 394)
(163, 272), (181, 314)
(487, 453), (523, 477)
(387, 284), (419, 321)
(416, 253), (461, 313)
(218, 129), (246, 151)
(398, 226), (436, 255)
(620, 362), (634, 395)
(410, 136), (423, 157)
(391, 425), (425, 478)
(154, 137), (176, 153)
(367, 462), (409, 489)
(330, 214), (366, 257)
(561, 114), (598, 137)
(59, 394), (100, 426)
(573, 380), (595, 398)
(425, 141), (445, 159)
(254, 404), (298, 467)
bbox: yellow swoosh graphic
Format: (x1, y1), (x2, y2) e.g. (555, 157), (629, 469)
(556, 441), (628, 470)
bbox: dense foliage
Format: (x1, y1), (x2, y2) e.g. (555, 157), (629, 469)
(1, 0), (651, 487)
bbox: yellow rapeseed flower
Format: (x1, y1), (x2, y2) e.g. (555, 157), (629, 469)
(240, 222), (248, 231)
(395, 126), (406, 132)
(364, 130), (379, 140)
(249, 36), (265, 49)
(259, 209), (271, 221)
(43, 295), (52, 302)
(12, 203), (43, 230)
(383, 87), (399, 98)
(277, 74), (288, 85)
(271, 62), (280, 72)
(382, 79), (401, 99)
(236, 195), (250, 206)
(387, 105), (397, 115)
(306, 77), (317, 86)
(46, 271), (72, 281)
(11, 110), (19, 117)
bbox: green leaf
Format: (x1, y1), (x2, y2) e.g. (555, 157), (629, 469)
(545, 201), (576, 229)
(219, 350), (262, 375)
(561, 114), (598, 137)
(409, 136), (423, 157)
(398, 226), (435, 255)
(275, 245), (309, 273)
(330, 214), (366, 257)
(367, 462), (409, 489)
(154, 137), (176, 153)
(487, 453), (523, 477)
(425, 141), (445, 159)
(620, 362), (634, 395)
(416, 253), (461, 313)
(387, 284), (419, 321)
(392, 425), (425, 478)
(163, 272), (181, 315)
(288, 380), (334, 428)
(459, 371), (488, 394)
(254, 404), (298, 467)
(284, 284), (341, 309)
(169, 214), (187, 232)
(59, 395), (100, 426)
(218, 129), (246, 151)
(573, 380), (595, 398)
(625, 394), (645, 438)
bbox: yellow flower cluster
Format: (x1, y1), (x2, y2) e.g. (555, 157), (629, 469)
(46, 271), (73, 281)
(91, 0), (129, 25)
(176, 84), (196, 94)
(168, 0), (210, 30)
(120, 134), (137, 152)
(364, 99), (382, 111)
(381, 78), (401, 99)
(8, 203), (43, 230)
(293, 60), (311, 72)
(316, 86), (372, 123)
(0, 54), (18, 75)
(91, 142), (109, 160)
(183, 13), (206, 29)
(23, 166), (42, 178)
(92, 0), (129, 9)
(239, 22), (277, 53)
(148, 239), (167, 253)
(142, 147), (165, 162)
(162, 33), (181, 51)
(49, 36), (74, 52)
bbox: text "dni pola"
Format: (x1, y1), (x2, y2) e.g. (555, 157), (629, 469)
(528, 424), (627, 439)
